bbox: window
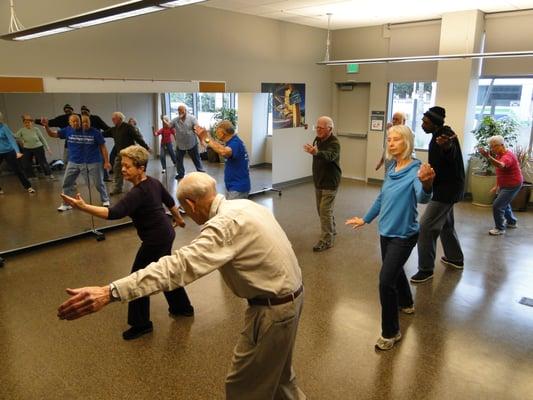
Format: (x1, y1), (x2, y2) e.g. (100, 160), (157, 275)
(164, 92), (237, 130)
(387, 81), (437, 149)
(476, 78), (533, 150)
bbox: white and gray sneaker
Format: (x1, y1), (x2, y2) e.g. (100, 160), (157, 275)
(102, 201), (110, 207)
(27, 187), (36, 194)
(57, 204), (72, 212)
(489, 228), (505, 236)
(375, 332), (402, 351)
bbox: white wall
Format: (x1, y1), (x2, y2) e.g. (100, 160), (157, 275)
(0, 2), (331, 186)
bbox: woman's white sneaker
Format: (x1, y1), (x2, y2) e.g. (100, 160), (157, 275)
(57, 204), (72, 212)
(375, 332), (402, 351)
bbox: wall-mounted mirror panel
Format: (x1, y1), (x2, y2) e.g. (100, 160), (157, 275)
(0, 91), (273, 254)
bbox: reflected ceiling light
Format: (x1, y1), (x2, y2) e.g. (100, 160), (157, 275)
(317, 50), (533, 65)
(1, 0), (208, 41)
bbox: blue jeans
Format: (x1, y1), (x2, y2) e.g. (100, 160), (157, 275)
(62, 162), (110, 203)
(379, 233), (418, 338)
(160, 143), (177, 170)
(175, 144), (205, 179)
(493, 185), (521, 230)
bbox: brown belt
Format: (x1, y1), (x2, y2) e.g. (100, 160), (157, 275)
(247, 285), (304, 307)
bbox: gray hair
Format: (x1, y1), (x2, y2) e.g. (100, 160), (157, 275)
(318, 115), (334, 131)
(392, 111), (406, 124)
(385, 125), (414, 161)
(112, 111), (125, 121)
(177, 172), (217, 201)
(488, 135), (505, 146)
(120, 145), (149, 169)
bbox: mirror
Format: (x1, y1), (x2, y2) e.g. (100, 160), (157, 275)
(0, 91), (273, 254)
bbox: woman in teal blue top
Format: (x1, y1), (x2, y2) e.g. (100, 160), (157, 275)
(346, 125), (435, 351)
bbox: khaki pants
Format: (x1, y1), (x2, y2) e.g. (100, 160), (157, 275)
(225, 293), (306, 400)
(315, 188), (337, 244)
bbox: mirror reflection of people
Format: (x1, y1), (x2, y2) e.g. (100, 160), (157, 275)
(43, 115), (111, 211)
(152, 115), (177, 173)
(196, 120), (251, 199)
(34, 104), (76, 164)
(57, 172), (306, 398)
(375, 111), (406, 171)
(14, 114), (54, 180)
(104, 112), (150, 196)
(478, 135), (523, 236)
(410, 106), (465, 284)
(303, 116), (341, 252)
(60, 145), (194, 340)
(170, 104), (205, 180)
(0, 111), (35, 194)
(346, 125), (435, 351)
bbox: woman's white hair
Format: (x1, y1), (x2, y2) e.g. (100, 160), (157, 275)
(385, 125), (414, 161)
(488, 135), (505, 146)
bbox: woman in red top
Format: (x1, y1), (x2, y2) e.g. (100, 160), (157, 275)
(153, 115), (177, 173)
(479, 135), (523, 235)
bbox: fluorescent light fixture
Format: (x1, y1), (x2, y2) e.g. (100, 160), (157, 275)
(317, 51), (533, 65)
(69, 6), (162, 29)
(159, 0), (206, 7)
(1, 0), (208, 41)
(13, 27), (73, 41)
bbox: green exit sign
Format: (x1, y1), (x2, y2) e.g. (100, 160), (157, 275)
(346, 63), (359, 74)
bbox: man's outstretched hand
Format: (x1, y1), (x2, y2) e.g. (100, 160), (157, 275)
(57, 286), (111, 321)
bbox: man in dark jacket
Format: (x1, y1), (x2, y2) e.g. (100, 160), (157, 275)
(104, 112), (150, 195)
(304, 116), (341, 252)
(411, 106), (465, 283)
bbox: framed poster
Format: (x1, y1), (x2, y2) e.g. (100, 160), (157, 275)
(261, 83), (306, 129)
(370, 110), (385, 131)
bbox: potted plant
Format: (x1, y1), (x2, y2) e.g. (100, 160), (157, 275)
(470, 115), (519, 206)
(511, 145), (533, 211)
(207, 107), (238, 163)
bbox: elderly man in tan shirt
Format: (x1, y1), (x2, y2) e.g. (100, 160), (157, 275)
(57, 172), (306, 400)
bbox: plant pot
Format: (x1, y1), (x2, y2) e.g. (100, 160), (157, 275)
(511, 181), (532, 211)
(470, 173), (496, 207)
(207, 147), (220, 163)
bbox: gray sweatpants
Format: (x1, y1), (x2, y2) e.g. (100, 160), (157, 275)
(417, 200), (464, 272)
(315, 188), (337, 244)
(225, 293), (306, 400)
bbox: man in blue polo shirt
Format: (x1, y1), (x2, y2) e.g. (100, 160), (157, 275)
(196, 120), (251, 199)
(43, 115), (111, 211)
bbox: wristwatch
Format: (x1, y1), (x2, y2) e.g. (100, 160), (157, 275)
(109, 283), (120, 302)
(205, 138), (211, 144)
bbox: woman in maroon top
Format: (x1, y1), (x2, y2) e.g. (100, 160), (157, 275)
(153, 115), (177, 173)
(61, 145), (194, 340)
(479, 135), (523, 236)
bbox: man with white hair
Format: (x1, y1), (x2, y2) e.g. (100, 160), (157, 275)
(104, 111), (150, 195)
(304, 116), (342, 252)
(57, 172), (306, 399)
(169, 104), (205, 180)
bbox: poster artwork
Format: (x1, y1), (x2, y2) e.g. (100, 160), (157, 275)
(261, 83), (306, 129)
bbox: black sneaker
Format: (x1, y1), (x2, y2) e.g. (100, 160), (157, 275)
(440, 257), (464, 270)
(169, 306), (195, 317)
(410, 271), (434, 283)
(122, 323), (153, 340)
